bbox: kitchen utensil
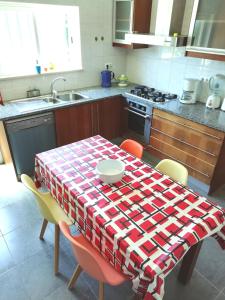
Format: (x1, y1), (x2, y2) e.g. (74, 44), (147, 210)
(117, 74), (128, 87)
(206, 94), (221, 109)
(27, 88), (40, 98)
(101, 69), (115, 88)
(96, 159), (125, 184)
(180, 78), (200, 104)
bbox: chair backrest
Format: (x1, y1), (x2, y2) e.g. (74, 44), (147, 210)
(120, 139), (143, 159)
(59, 221), (109, 282)
(21, 174), (56, 223)
(155, 159), (188, 185)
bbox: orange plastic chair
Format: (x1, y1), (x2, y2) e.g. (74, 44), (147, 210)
(120, 139), (143, 159)
(59, 221), (129, 300)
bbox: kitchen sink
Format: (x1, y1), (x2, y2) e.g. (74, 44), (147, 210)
(42, 97), (61, 103)
(56, 92), (89, 101)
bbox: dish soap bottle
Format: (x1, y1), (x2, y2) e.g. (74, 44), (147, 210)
(35, 60), (41, 74)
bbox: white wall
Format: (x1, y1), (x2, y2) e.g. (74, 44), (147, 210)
(126, 47), (225, 99)
(0, 0), (127, 101)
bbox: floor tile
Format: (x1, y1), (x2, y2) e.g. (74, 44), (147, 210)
(196, 238), (225, 291)
(0, 267), (30, 300)
(19, 250), (65, 300)
(0, 196), (41, 235)
(44, 274), (97, 300)
(215, 292), (225, 300)
(4, 219), (53, 264)
(164, 267), (220, 300)
(0, 236), (15, 275)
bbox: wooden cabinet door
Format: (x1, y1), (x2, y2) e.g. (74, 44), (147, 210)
(112, 0), (151, 48)
(97, 96), (124, 140)
(55, 103), (93, 146)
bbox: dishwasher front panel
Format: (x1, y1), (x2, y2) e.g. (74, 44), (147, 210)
(6, 113), (56, 178)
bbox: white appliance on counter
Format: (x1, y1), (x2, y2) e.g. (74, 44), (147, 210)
(180, 78), (200, 104)
(206, 74), (225, 109)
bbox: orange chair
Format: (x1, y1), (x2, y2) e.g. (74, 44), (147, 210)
(120, 139), (143, 159)
(59, 221), (128, 300)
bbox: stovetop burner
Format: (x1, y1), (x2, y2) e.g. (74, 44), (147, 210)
(129, 85), (178, 103)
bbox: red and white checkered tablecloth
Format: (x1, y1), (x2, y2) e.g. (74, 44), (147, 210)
(35, 135), (225, 300)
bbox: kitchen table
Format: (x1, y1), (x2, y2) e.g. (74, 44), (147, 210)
(34, 135), (225, 300)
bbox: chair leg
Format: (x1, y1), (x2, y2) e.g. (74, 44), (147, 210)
(39, 219), (48, 240)
(68, 265), (83, 289)
(99, 282), (104, 300)
(54, 224), (60, 275)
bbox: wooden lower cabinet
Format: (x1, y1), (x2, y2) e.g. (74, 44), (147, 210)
(55, 96), (125, 146)
(92, 96), (124, 140)
(55, 102), (93, 146)
(147, 108), (225, 194)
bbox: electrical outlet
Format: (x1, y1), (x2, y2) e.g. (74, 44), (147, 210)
(105, 63), (112, 69)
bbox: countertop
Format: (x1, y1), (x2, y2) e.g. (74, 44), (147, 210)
(1, 84), (225, 132)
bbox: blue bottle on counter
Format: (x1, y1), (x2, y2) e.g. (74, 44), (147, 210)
(101, 67), (114, 88)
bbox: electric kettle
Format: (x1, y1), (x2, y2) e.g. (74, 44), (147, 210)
(101, 69), (115, 88)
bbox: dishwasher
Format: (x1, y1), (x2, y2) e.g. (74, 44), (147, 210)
(5, 112), (56, 179)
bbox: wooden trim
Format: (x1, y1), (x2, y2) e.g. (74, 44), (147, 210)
(0, 121), (12, 164)
(186, 51), (225, 62)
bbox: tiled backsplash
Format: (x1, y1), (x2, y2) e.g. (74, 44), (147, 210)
(0, 0), (127, 101)
(126, 47), (225, 101)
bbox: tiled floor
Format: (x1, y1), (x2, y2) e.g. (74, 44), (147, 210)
(0, 150), (225, 300)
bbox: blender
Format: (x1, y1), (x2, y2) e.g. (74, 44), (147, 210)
(206, 74), (225, 109)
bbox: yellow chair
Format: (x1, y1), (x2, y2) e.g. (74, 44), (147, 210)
(155, 159), (188, 185)
(21, 174), (71, 274)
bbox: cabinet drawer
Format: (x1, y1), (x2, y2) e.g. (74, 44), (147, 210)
(151, 128), (218, 166)
(153, 109), (225, 141)
(152, 113), (223, 156)
(149, 136), (215, 179)
(147, 145), (211, 185)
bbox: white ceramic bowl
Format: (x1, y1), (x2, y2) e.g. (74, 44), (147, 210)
(96, 159), (125, 184)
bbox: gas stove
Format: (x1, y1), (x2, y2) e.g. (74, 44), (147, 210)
(128, 85), (178, 103)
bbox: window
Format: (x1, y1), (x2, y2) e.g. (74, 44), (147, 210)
(0, 2), (82, 78)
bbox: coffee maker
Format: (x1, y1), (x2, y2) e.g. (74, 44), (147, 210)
(180, 78), (200, 104)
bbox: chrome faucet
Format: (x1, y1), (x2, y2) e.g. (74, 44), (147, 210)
(50, 77), (66, 99)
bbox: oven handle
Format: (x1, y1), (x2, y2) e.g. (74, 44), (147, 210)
(124, 107), (150, 119)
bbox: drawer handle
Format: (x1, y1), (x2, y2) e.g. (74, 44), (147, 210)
(154, 114), (223, 141)
(148, 145), (211, 178)
(151, 127), (217, 158)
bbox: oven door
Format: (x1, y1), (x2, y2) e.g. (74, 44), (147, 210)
(125, 106), (151, 144)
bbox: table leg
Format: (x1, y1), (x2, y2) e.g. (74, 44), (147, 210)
(178, 241), (203, 284)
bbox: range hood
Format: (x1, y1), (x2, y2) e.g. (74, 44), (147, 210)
(126, 0), (189, 47)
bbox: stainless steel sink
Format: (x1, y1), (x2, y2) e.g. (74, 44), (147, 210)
(42, 97), (61, 103)
(56, 92), (89, 101)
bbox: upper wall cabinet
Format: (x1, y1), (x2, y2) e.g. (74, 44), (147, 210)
(112, 0), (151, 49)
(186, 0), (225, 61)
